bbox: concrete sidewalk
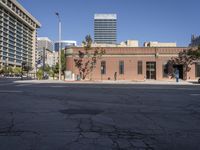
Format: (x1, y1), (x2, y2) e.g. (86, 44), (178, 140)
(14, 79), (199, 85)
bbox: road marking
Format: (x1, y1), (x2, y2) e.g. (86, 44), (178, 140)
(0, 83), (16, 86)
(50, 85), (66, 88)
(190, 94), (200, 96)
(16, 84), (33, 87)
(0, 90), (23, 93)
(12, 85), (199, 91)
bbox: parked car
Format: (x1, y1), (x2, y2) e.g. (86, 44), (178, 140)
(198, 78), (200, 83)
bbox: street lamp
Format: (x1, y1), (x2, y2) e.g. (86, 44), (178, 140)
(55, 12), (62, 80)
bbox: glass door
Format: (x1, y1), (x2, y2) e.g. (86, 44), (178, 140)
(146, 62), (156, 80)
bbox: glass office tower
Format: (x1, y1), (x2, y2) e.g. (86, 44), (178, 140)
(94, 14), (117, 44)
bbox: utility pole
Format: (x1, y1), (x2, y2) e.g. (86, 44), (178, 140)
(43, 47), (45, 79)
(55, 12), (62, 80)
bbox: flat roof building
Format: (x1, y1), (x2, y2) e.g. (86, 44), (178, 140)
(37, 37), (53, 51)
(94, 14), (117, 44)
(91, 40), (139, 47)
(54, 40), (77, 52)
(66, 47), (199, 81)
(144, 41), (177, 47)
(0, 0), (41, 68)
(119, 40), (139, 47)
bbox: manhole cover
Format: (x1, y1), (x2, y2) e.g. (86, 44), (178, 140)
(59, 109), (103, 115)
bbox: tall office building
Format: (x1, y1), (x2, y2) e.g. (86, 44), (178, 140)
(94, 14), (117, 44)
(54, 40), (77, 52)
(37, 37), (53, 66)
(37, 37), (53, 51)
(189, 35), (200, 47)
(37, 48), (54, 67)
(0, 0), (41, 68)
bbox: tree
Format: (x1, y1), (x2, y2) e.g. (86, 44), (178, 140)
(22, 61), (32, 73)
(43, 64), (51, 72)
(51, 50), (66, 78)
(74, 35), (105, 80)
(36, 68), (43, 80)
(188, 45), (200, 59)
(52, 63), (59, 74)
(61, 49), (66, 75)
(169, 46), (200, 80)
(0, 69), (3, 75)
(13, 67), (21, 75)
(48, 69), (55, 78)
(8, 66), (13, 74)
(1, 66), (8, 74)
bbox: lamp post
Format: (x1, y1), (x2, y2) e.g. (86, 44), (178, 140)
(42, 47), (45, 79)
(55, 12), (62, 80)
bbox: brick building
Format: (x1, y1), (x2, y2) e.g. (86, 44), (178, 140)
(65, 47), (199, 81)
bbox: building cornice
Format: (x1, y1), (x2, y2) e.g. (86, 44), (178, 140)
(11, 0), (41, 27)
(0, 0), (41, 28)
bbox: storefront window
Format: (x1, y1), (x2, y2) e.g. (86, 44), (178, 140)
(163, 62), (168, 78)
(138, 61), (143, 74)
(101, 61), (106, 74)
(119, 61), (124, 74)
(195, 63), (200, 77)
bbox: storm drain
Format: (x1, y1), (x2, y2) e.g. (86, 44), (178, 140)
(59, 109), (103, 115)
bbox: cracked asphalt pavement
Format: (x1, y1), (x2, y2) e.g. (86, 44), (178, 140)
(0, 79), (200, 150)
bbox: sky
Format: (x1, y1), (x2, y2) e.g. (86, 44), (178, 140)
(18, 0), (200, 47)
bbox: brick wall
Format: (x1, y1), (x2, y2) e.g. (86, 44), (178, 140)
(66, 47), (197, 81)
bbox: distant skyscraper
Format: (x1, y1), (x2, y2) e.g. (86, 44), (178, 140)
(37, 37), (53, 51)
(54, 40), (77, 52)
(94, 14), (117, 44)
(189, 35), (200, 47)
(36, 37), (53, 66)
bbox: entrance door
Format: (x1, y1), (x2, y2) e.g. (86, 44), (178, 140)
(146, 62), (156, 80)
(173, 65), (183, 79)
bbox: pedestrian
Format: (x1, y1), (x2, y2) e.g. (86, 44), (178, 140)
(114, 72), (117, 81)
(174, 68), (179, 82)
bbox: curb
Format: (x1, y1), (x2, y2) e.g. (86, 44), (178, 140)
(13, 80), (200, 85)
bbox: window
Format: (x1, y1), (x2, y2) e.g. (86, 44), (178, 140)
(7, 0), (11, 7)
(16, 60), (21, 64)
(196, 63), (200, 77)
(163, 62), (169, 78)
(3, 52), (7, 56)
(8, 58), (14, 62)
(138, 61), (143, 74)
(101, 61), (106, 74)
(8, 53), (14, 58)
(119, 61), (124, 74)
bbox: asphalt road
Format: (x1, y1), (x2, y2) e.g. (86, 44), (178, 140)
(0, 80), (200, 150)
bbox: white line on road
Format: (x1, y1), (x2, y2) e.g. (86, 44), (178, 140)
(16, 84), (33, 87)
(190, 94), (200, 96)
(0, 83), (16, 86)
(23, 85), (199, 91)
(0, 90), (23, 93)
(50, 86), (67, 88)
